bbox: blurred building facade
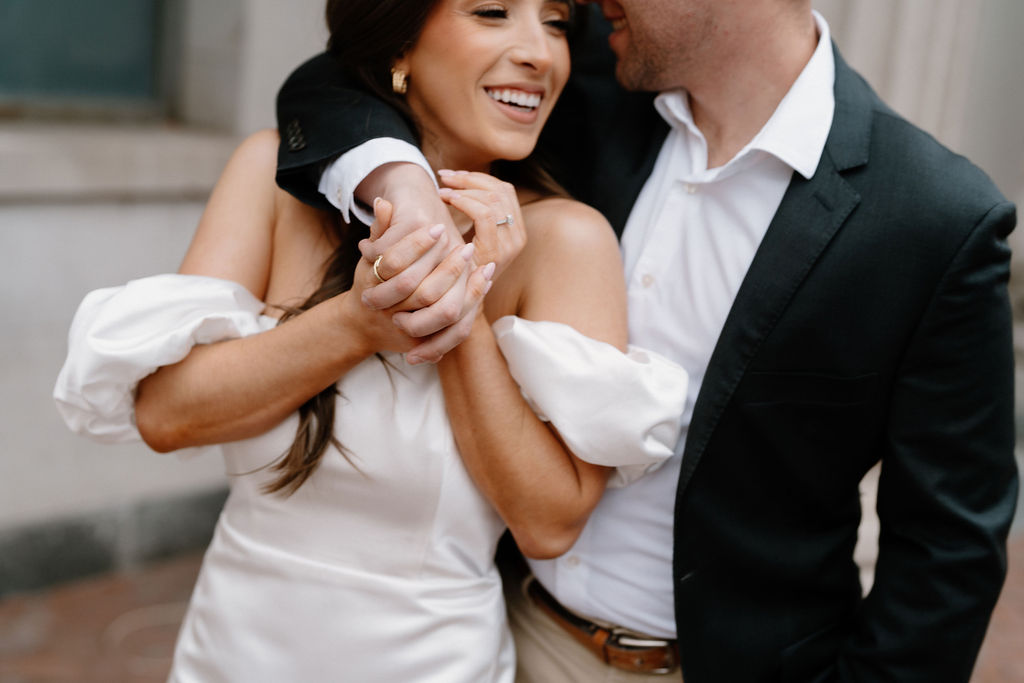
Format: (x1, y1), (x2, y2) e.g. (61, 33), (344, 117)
(1, 0), (1021, 594)
(0, 0), (326, 593)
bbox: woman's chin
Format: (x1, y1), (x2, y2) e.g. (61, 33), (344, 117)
(491, 140), (541, 163)
(496, 152), (531, 163)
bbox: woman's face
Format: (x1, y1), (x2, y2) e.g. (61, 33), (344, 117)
(396, 0), (573, 172)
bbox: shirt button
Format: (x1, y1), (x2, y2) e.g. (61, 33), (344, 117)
(641, 274), (655, 288)
(336, 189), (345, 205)
(565, 555), (581, 568)
(685, 183), (698, 194)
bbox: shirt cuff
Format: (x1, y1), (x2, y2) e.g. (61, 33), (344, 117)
(318, 139), (436, 225)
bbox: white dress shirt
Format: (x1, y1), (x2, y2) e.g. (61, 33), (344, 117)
(321, 12), (836, 639)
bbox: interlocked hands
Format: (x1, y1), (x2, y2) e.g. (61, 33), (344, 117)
(355, 167), (528, 364)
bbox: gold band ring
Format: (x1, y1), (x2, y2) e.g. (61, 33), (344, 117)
(372, 255), (387, 283)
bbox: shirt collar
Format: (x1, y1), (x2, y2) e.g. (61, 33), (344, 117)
(653, 10), (835, 180)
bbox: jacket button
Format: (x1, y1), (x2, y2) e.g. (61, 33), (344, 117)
(285, 119), (306, 152)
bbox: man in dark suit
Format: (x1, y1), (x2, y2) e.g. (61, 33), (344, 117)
(274, 1), (1017, 680)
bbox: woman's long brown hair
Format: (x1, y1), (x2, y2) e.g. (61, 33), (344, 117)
(264, 0), (576, 495)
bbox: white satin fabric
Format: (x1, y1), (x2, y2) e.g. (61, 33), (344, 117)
(54, 274), (269, 443)
(53, 275), (687, 682)
(493, 316), (687, 488)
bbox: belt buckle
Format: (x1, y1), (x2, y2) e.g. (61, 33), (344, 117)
(525, 576), (679, 675)
(607, 630), (679, 675)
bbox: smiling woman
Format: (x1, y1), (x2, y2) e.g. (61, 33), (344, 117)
(53, 0), (690, 681)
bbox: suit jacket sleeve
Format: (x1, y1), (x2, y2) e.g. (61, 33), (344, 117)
(274, 52), (419, 211)
(838, 199), (1018, 682)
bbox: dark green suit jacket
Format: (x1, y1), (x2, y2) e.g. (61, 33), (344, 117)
(275, 9), (1017, 682)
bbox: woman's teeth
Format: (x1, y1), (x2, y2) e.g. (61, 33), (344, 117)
(486, 88), (541, 110)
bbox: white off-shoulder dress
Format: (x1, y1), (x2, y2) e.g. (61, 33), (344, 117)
(54, 274), (687, 683)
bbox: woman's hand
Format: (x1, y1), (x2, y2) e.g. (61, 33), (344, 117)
(437, 170), (527, 280)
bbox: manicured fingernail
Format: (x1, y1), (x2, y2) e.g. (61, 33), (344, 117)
(484, 280), (494, 294)
(438, 169), (455, 177)
(373, 196), (382, 209)
(429, 223), (445, 238)
(406, 354), (422, 365)
(460, 243), (475, 261)
(483, 262), (496, 280)
(455, 170), (470, 175)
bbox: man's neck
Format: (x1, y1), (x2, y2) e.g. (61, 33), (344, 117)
(688, 13), (819, 169)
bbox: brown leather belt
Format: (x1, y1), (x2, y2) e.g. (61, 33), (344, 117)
(525, 577), (680, 675)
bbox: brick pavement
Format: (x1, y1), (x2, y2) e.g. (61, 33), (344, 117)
(0, 553), (198, 683)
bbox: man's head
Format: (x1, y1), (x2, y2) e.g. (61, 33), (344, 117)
(581, 0), (813, 93)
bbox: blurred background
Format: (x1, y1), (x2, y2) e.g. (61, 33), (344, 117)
(1, 0), (1022, 680)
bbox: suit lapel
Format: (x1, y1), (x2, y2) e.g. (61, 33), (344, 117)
(675, 46), (873, 494)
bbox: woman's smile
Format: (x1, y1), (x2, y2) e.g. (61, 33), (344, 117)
(484, 85), (546, 123)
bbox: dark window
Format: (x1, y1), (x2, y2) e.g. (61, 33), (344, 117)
(0, 0), (168, 117)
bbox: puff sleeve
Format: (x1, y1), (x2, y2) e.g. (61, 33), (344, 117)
(54, 274), (274, 443)
(492, 316), (687, 487)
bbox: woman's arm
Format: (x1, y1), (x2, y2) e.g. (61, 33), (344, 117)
(133, 131), (429, 451)
(438, 192), (628, 559)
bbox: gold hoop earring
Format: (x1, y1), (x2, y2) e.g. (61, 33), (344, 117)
(391, 68), (408, 95)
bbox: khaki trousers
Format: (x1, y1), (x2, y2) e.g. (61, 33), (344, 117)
(505, 577), (683, 683)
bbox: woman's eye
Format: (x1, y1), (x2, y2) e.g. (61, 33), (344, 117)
(474, 7), (508, 19)
(545, 19), (570, 33)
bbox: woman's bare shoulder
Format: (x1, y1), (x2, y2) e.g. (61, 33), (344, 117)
(217, 129), (281, 188)
(521, 197), (619, 257)
(221, 129), (309, 208)
(237, 127), (280, 158)
(197, 128), (282, 213)
(502, 196), (623, 302)
(180, 129), (328, 300)
(503, 197), (626, 346)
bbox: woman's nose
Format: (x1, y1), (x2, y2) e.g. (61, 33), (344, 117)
(509, 21), (554, 72)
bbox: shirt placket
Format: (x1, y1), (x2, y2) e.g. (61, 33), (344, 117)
(628, 174), (700, 350)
